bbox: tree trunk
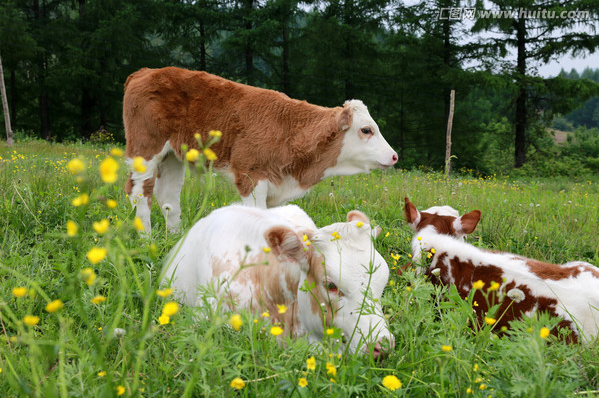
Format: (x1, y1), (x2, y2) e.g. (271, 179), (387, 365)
(514, 17), (527, 168)
(0, 53), (13, 145)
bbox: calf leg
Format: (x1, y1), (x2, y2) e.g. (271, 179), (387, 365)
(154, 151), (186, 232)
(125, 167), (156, 233)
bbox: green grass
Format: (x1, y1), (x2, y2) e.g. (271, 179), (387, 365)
(1, 139), (599, 397)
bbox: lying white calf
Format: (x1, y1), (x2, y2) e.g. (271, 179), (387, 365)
(162, 205), (394, 357)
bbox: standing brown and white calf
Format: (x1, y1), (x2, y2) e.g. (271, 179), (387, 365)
(404, 197), (599, 343)
(123, 67), (398, 232)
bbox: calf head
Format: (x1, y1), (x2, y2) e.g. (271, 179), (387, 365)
(334, 100), (398, 173)
(265, 210), (394, 358)
(404, 197), (481, 240)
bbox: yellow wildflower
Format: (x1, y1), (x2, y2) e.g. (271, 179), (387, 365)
(485, 317), (496, 325)
(87, 247), (107, 264)
(203, 148), (217, 161)
(133, 217), (144, 231)
(186, 149), (200, 162)
(99, 157), (119, 183)
(540, 327), (550, 339)
(93, 219), (110, 235)
(277, 304), (287, 314)
(302, 234), (308, 242)
(270, 326), (283, 336)
(417, 236), (422, 241)
(156, 288), (173, 298)
(72, 193), (90, 207)
(325, 362), (337, 377)
(98, 371), (107, 377)
(116, 385), (125, 396)
(229, 314), (243, 331)
(162, 302), (179, 317)
(110, 148), (124, 157)
(80, 267), (97, 285)
(298, 377), (308, 388)
(209, 130), (222, 137)
(66, 220), (78, 237)
(382, 375), (402, 391)
(12, 287), (27, 298)
(230, 377), (245, 390)
(132, 156), (146, 173)
(488, 281), (500, 291)
(45, 299), (64, 313)
(306, 356), (316, 371)
(158, 314), (170, 325)
(442, 345), (452, 352)
(263, 247), (271, 253)
(67, 158), (86, 175)
(91, 296), (107, 305)
(105, 199), (117, 209)
(356, 221), (364, 228)
(23, 315), (40, 326)
(326, 328), (334, 336)
(472, 280), (485, 290)
(262, 311), (270, 318)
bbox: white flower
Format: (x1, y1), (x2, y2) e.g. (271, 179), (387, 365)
(507, 288), (525, 303)
(431, 268), (441, 277)
(113, 328), (127, 339)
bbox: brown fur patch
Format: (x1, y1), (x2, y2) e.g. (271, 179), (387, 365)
(523, 257), (582, 280)
(417, 212), (458, 236)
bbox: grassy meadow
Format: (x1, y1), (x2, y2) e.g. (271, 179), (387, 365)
(1, 139), (599, 397)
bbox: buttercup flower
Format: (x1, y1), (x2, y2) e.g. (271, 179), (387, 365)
(382, 375), (402, 391)
(45, 299), (64, 313)
(98, 371), (106, 377)
(87, 247), (107, 264)
(485, 316), (496, 325)
(12, 287), (27, 298)
(203, 148), (217, 161)
(488, 281), (500, 291)
(110, 148), (124, 157)
(356, 221), (364, 228)
(93, 219), (110, 235)
(66, 220), (78, 236)
(158, 314), (170, 325)
(162, 302), (179, 317)
(306, 356), (316, 371)
(230, 377), (245, 390)
(472, 280), (485, 290)
(325, 362), (337, 377)
(540, 327), (550, 339)
(132, 156), (146, 173)
(262, 311), (270, 318)
(229, 314), (243, 331)
(209, 130), (222, 137)
(23, 315), (40, 326)
(105, 199), (117, 209)
(186, 149), (200, 162)
(263, 247), (271, 253)
(80, 267), (97, 285)
(116, 385), (125, 395)
(442, 345), (452, 352)
(99, 157), (119, 183)
(326, 328), (334, 336)
(298, 377), (308, 388)
(277, 304), (287, 314)
(91, 296), (106, 305)
(270, 326), (283, 336)
(156, 288), (173, 298)
(133, 217), (144, 231)
(72, 193), (90, 207)
(67, 158), (85, 175)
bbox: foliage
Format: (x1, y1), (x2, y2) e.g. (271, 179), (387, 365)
(2, 140), (599, 396)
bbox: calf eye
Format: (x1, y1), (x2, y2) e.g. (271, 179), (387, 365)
(360, 127), (373, 135)
(326, 282), (338, 293)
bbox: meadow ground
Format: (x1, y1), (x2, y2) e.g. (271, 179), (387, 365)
(1, 139), (599, 397)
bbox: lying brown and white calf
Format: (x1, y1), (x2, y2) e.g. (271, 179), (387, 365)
(162, 204), (394, 357)
(404, 197), (599, 343)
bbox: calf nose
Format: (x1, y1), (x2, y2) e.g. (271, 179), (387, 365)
(391, 153), (398, 164)
(372, 337), (395, 360)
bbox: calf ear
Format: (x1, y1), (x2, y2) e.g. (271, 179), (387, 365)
(337, 105), (353, 132)
(347, 210), (370, 224)
(404, 197), (419, 225)
(264, 226), (307, 264)
(459, 210), (481, 235)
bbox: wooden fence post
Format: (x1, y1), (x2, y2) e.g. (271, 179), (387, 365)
(444, 89), (455, 180)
